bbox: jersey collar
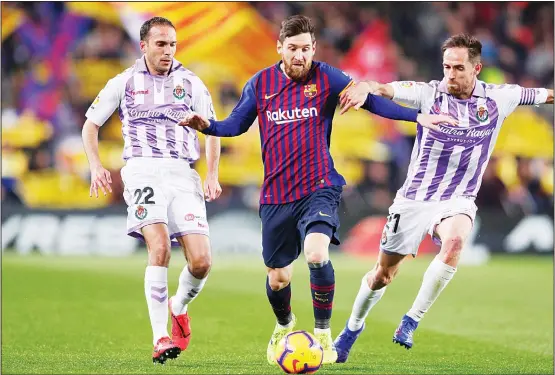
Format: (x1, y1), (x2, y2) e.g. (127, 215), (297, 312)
(136, 56), (183, 76)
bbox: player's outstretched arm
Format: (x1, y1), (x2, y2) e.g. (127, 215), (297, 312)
(337, 79), (457, 130)
(82, 119), (112, 198)
(339, 81), (393, 114)
(179, 79), (258, 137)
(361, 92), (458, 130)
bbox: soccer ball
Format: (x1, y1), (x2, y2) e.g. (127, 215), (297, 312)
(275, 330), (324, 374)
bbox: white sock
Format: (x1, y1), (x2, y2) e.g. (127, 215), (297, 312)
(145, 266), (170, 345)
(406, 257), (456, 322)
(171, 266), (208, 316)
(347, 272), (386, 331)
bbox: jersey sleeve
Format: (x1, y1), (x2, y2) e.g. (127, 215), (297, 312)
(388, 81), (432, 110)
(85, 75), (124, 126)
(191, 77), (217, 121)
(319, 63), (355, 98)
(487, 84), (550, 117)
(362, 94), (418, 122)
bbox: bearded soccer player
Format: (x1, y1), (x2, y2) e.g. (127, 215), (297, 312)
(334, 33), (554, 361)
(179, 15), (456, 365)
(82, 17), (223, 364)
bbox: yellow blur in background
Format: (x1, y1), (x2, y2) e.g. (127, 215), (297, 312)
(1, 2), (553, 208)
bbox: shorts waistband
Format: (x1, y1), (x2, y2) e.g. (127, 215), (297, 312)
(125, 157), (191, 169)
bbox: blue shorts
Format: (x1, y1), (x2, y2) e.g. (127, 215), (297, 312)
(259, 186), (342, 269)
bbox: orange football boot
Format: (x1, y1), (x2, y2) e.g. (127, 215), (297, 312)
(169, 297), (192, 351)
(152, 336), (180, 364)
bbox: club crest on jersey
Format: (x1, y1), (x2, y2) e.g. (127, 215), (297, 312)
(135, 205), (148, 220)
(304, 84), (317, 98)
(476, 105), (489, 122)
(173, 85), (186, 99)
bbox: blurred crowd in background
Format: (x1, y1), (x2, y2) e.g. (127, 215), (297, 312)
(1, 2), (553, 218)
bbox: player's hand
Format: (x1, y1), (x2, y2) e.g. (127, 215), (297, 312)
(89, 164), (112, 198)
(416, 113), (459, 131)
(178, 112), (210, 131)
(339, 81), (380, 114)
(204, 173), (222, 202)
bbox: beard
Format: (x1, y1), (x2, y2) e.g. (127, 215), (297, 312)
(283, 59), (311, 81)
(447, 86), (461, 96)
(447, 80), (474, 98)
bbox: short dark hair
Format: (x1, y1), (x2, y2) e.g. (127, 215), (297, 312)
(140, 17), (175, 41)
(279, 15), (315, 43)
(441, 33), (482, 64)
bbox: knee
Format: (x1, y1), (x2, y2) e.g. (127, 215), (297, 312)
(268, 269), (291, 291)
(442, 235), (465, 255)
(304, 242), (328, 264)
(438, 235), (465, 265)
(188, 250), (212, 279)
(304, 232), (330, 264)
(305, 250), (327, 264)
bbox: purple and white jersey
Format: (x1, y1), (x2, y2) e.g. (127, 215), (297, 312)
(85, 57), (216, 162)
(390, 79), (548, 202)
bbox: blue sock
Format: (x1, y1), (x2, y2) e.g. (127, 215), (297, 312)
(266, 277), (292, 326)
(309, 260), (335, 329)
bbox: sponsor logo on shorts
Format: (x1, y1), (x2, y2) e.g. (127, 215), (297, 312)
(185, 213), (195, 221)
(401, 81), (414, 88)
(318, 211), (331, 217)
(198, 222), (207, 228)
(135, 205), (148, 220)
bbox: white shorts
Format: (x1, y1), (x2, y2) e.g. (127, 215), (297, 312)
(379, 195), (477, 257)
(121, 157), (209, 246)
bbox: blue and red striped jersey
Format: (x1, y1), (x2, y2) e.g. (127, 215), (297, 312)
(203, 61), (418, 205)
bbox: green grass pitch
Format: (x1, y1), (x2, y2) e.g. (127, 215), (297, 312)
(2, 252), (553, 374)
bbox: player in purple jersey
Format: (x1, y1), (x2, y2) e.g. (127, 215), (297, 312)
(82, 17), (223, 364)
(334, 34), (553, 360)
(179, 15), (456, 365)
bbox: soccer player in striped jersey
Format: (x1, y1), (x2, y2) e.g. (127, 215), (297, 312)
(82, 17), (223, 363)
(179, 15), (456, 365)
(334, 33), (553, 360)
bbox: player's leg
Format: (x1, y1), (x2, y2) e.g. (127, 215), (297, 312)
(267, 264), (295, 327)
(141, 223), (181, 363)
(168, 234), (211, 351)
(334, 250), (407, 362)
(298, 187), (343, 364)
(335, 198), (427, 360)
(164, 168), (211, 352)
(303, 227), (338, 364)
(121, 161), (180, 364)
(261, 203), (300, 364)
(394, 200), (476, 350)
(404, 214), (473, 325)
